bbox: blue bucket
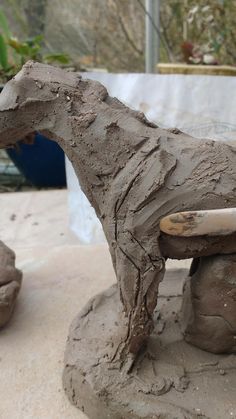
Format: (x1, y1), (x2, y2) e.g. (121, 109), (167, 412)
(7, 133), (66, 188)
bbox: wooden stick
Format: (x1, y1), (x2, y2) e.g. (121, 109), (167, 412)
(160, 208), (236, 237)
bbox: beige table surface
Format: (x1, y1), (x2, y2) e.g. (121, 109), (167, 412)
(0, 189), (190, 419)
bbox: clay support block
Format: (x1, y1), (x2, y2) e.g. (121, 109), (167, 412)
(181, 254), (236, 353)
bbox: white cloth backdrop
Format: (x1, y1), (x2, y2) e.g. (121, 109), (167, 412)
(66, 73), (236, 243)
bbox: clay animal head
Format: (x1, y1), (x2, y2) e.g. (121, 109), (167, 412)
(0, 61), (108, 148)
(0, 61), (80, 146)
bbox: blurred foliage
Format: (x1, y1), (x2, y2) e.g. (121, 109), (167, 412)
(0, 7), (70, 83)
(0, 0), (235, 73)
(44, 0), (145, 72)
(160, 0), (236, 65)
(44, 0), (236, 72)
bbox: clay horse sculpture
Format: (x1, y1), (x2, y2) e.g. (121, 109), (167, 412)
(1, 62), (236, 418)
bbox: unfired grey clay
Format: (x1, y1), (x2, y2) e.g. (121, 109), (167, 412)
(1, 62), (236, 418)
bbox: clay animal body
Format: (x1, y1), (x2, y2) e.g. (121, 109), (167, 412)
(1, 62), (236, 360)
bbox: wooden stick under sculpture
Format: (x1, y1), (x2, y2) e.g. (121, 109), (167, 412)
(1, 61), (236, 359)
(160, 208), (236, 237)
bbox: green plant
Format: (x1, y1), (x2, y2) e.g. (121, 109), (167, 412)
(0, 8), (69, 83)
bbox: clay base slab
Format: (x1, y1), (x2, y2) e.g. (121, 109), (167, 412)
(63, 269), (236, 419)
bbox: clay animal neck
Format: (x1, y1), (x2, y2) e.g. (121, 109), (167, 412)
(0, 61), (159, 217)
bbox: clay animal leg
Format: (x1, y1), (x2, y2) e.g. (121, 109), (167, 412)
(114, 230), (165, 358)
(106, 141), (177, 360)
(0, 241), (22, 328)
